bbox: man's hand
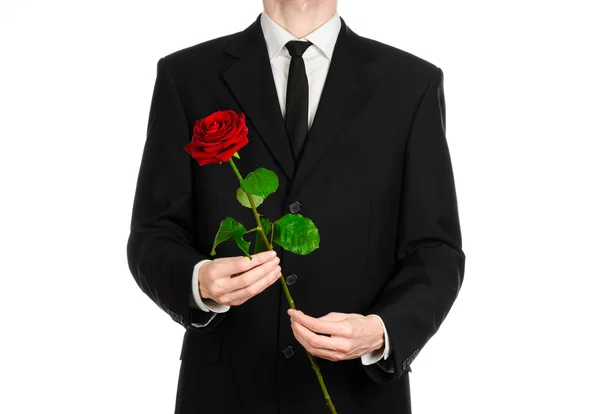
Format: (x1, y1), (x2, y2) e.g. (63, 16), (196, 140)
(288, 309), (385, 362)
(198, 250), (281, 307)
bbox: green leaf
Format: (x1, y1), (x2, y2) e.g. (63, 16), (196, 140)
(236, 187), (264, 209)
(240, 167), (279, 198)
(253, 217), (272, 254)
(233, 151), (240, 159)
(211, 217), (251, 258)
(273, 214), (320, 255)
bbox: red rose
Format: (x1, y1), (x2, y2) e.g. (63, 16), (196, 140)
(184, 110), (249, 166)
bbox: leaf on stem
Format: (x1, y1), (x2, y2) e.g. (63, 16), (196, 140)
(240, 167), (279, 198)
(236, 187), (264, 208)
(273, 214), (320, 255)
(211, 217), (251, 258)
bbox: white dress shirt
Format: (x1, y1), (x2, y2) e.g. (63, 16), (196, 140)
(189, 10), (392, 368)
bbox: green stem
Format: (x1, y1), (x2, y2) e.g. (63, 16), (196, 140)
(306, 352), (337, 414)
(229, 159), (269, 248)
(228, 158), (336, 414)
(228, 157), (244, 182)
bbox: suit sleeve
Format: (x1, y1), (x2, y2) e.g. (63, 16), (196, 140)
(126, 57), (226, 330)
(362, 67), (466, 383)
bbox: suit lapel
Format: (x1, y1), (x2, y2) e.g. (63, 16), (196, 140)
(290, 18), (373, 196)
(222, 15), (296, 180)
(221, 15), (374, 191)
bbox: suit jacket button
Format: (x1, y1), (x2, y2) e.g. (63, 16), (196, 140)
(282, 346), (295, 359)
(288, 201), (301, 214)
(285, 274), (298, 286)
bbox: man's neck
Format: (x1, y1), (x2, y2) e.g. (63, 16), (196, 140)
(263, 1), (337, 38)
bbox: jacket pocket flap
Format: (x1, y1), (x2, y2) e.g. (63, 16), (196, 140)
(179, 330), (222, 363)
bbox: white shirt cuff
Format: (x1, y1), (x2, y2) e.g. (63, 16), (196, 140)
(190, 259), (230, 313)
(190, 312), (219, 328)
(361, 314), (391, 365)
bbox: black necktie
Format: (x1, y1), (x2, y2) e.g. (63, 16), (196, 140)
(284, 40), (312, 162)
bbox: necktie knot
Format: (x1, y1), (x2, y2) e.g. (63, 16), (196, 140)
(285, 40), (312, 58)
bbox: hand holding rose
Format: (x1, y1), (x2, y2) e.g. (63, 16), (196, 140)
(288, 309), (385, 361)
(198, 250), (282, 307)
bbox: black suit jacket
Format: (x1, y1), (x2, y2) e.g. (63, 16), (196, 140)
(127, 13), (465, 414)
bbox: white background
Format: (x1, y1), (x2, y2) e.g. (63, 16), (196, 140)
(1, 1), (599, 413)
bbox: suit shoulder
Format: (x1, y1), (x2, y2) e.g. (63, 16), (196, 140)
(357, 34), (441, 80)
(159, 30), (241, 70)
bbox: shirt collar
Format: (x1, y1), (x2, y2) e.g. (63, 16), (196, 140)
(260, 10), (341, 61)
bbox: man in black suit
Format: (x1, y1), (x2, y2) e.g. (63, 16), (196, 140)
(126, 0), (465, 412)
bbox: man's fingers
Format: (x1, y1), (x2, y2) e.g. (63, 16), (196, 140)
(289, 310), (353, 338)
(219, 263), (282, 305)
(318, 312), (348, 322)
(291, 319), (350, 358)
(217, 250), (278, 278)
(205, 251), (280, 306)
(222, 256), (280, 292)
(291, 319), (317, 351)
(222, 264), (281, 305)
(290, 318), (347, 351)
